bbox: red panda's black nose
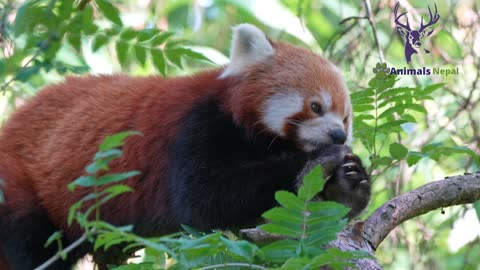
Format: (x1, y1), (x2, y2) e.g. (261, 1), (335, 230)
(329, 129), (347, 144)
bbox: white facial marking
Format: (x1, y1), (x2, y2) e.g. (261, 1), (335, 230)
(263, 92), (304, 136)
(320, 92), (332, 111)
(298, 112), (345, 152)
(220, 24), (275, 78)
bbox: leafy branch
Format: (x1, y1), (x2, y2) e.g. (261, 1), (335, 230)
(34, 131), (142, 269)
(241, 171), (480, 270)
(33, 230), (91, 270)
(0, 0), (212, 95)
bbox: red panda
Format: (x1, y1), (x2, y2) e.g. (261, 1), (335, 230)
(0, 24), (370, 269)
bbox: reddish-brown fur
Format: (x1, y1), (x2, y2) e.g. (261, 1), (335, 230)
(0, 41), (350, 268)
(0, 70), (230, 230)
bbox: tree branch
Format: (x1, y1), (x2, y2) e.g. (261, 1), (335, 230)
(33, 230), (91, 270)
(241, 172), (480, 269)
(364, 172), (480, 249)
(362, 0), (385, 63)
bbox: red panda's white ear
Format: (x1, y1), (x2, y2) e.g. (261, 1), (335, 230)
(220, 24), (274, 78)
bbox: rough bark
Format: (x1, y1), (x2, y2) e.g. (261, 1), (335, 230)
(364, 172), (480, 249)
(241, 172), (480, 269)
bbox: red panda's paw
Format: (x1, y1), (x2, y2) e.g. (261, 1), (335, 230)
(320, 153), (371, 219)
(307, 144), (352, 176)
(340, 153), (370, 191)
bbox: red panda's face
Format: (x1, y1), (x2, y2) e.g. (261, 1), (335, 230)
(222, 24), (352, 152)
(262, 85), (351, 152)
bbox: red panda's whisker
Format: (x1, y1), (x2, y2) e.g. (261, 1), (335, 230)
(286, 120), (304, 127)
(253, 126), (273, 139)
(267, 135), (279, 150)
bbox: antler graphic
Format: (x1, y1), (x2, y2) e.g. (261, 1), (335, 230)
(394, 2), (410, 31)
(419, 3), (440, 35)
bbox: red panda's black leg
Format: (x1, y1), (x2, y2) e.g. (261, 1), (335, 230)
(0, 207), (77, 270)
(0, 154), (87, 269)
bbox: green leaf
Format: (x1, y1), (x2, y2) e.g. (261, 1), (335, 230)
(0, 188), (4, 204)
(96, 0), (123, 26)
(68, 176), (96, 190)
(274, 191), (305, 211)
(96, 171), (140, 186)
(260, 223), (299, 237)
(352, 97), (374, 105)
(13, 1), (38, 36)
(389, 142), (408, 160)
(68, 201), (83, 225)
(368, 75), (398, 91)
(44, 41), (62, 60)
(263, 207), (304, 224)
(165, 48), (183, 69)
(67, 33), (82, 52)
(151, 49), (167, 76)
(371, 156), (393, 166)
(378, 104), (426, 119)
(94, 149), (123, 160)
(298, 166), (324, 201)
(406, 151), (427, 166)
(58, 0), (73, 19)
(82, 6), (95, 29)
(421, 83), (445, 96)
(174, 48), (212, 63)
(92, 35), (109, 52)
(354, 104), (375, 113)
(116, 42), (129, 66)
(377, 120), (407, 133)
(135, 45), (147, 66)
(304, 225), (344, 246)
(151, 31), (174, 46)
(16, 65), (41, 82)
(86, 155), (117, 174)
(307, 201), (350, 217)
(44, 231), (62, 248)
(120, 29), (138, 41)
(102, 184), (133, 196)
(261, 239), (298, 263)
(377, 87), (416, 100)
(100, 131), (141, 151)
(221, 238), (258, 262)
(180, 225), (205, 237)
(350, 89), (375, 100)
(111, 263), (155, 270)
(137, 29), (160, 42)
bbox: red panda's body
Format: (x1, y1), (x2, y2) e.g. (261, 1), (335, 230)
(0, 25), (370, 269)
(0, 71), (226, 233)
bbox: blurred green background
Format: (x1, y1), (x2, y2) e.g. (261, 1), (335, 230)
(0, 0), (479, 269)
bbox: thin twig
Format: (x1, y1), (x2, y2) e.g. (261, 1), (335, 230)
(340, 15), (368, 25)
(201, 263), (268, 270)
(0, 37), (51, 94)
(33, 230), (91, 270)
(363, 0), (385, 63)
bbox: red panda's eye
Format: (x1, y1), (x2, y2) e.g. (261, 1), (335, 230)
(343, 116), (348, 123)
(311, 102), (323, 115)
